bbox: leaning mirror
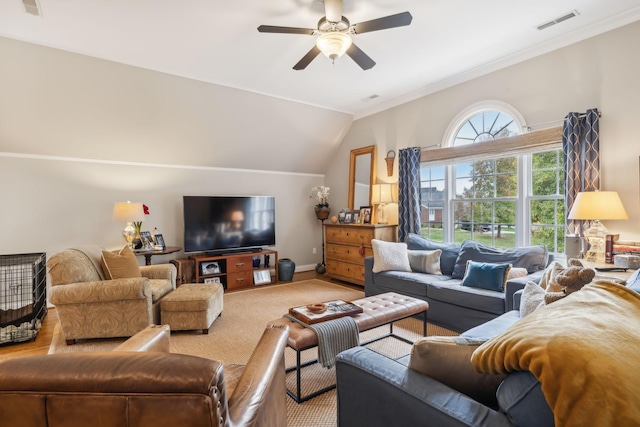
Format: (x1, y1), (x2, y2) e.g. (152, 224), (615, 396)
(348, 145), (377, 210)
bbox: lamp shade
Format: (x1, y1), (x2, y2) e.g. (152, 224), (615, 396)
(371, 183), (397, 205)
(113, 202), (145, 223)
(567, 191), (628, 220)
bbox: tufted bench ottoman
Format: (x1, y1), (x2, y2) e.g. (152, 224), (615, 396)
(269, 292), (429, 402)
(160, 283), (223, 334)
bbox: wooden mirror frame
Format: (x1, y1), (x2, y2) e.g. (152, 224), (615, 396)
(348, 145), (377, 210)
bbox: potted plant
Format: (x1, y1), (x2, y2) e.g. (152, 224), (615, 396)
(310, 186), (330, 220)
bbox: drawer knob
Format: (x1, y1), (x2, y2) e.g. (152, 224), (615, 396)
(235, 263), (245, 268)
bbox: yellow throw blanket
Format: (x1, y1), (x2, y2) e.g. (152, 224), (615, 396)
(471, 280), (640, 427)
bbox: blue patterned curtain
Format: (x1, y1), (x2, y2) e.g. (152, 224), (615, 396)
(398, 147), (422, 242)
(563, 108), (600, 235)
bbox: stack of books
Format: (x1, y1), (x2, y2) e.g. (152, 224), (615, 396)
(606, 234), (640, 263)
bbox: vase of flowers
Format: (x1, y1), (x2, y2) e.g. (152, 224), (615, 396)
(132, 204), (150, 249)
(310, 186), (330, 219)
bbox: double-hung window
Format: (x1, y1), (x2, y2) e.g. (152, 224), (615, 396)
(420, 102), (565, 253)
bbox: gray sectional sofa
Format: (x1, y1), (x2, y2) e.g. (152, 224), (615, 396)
(364, 234), (553, 332)
(337, 268), (640, 427)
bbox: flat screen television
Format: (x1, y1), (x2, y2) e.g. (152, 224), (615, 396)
(183, 195), (276, 254)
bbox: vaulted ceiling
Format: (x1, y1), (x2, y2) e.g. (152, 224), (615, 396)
(2, 0), (640, 119)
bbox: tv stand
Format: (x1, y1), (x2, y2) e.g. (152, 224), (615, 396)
(190, 249), (278, 291)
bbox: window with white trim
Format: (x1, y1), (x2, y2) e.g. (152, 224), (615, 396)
(420, 102), (565, 252)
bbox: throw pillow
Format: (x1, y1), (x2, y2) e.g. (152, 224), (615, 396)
(461, 261), (512, 292)
(520, 281), (546, 317)
(371, 240), (411, 273)
(101, 245), (142, 279)
(451, 240), (549, 279)
(508, 267), (529, 280)
(407, 249), (442, 275)
(409, 336), (506, 408)
(538, 261), (565, 293)
(405, 233), (461, 276)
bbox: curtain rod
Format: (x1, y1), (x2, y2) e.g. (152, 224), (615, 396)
(527, 111), (602, 131)
(420, 143), (441, 151)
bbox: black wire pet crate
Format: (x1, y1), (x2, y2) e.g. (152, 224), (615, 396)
(0, 253), (47, 345)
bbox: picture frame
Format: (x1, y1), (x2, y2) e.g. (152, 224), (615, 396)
(139, 231), (154, 250)
(344, 212), (353, 224)
(202, 261), (221, 275)
(154, 233), (166, 249)
(360, 206), (372, 224)
(352, 211), (361, 224)
(204, 277), (221, 284)
(338, 210), (346, 223)
(253, 269), (271, 285)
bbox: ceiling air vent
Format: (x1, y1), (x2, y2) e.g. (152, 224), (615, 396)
(361, 94), (380, 102)
(23, 0), (42, 16)
(536, 10), (579, 31)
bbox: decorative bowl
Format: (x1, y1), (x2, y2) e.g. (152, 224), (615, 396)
(306, 303), (327, 314)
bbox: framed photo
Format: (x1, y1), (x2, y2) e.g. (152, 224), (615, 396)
(253, 269), (271, 285)
(352, 211), (361, 224)
(154, 233), (166, 249)
(360, 206), (372, 224)
(338, 210), (346, 223)
(139, 231), (154, 250)
(344, 212), (353, 224)
(202, 261), (221, 275)
(204, 277), (221, 284)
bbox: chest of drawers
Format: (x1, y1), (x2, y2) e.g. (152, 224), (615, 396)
(324, 223), (397, 286)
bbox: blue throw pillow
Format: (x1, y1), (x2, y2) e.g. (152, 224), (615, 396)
(461, 261), (512, 292)
(405, 233), (461, 276)
(452, 240), (548, 279)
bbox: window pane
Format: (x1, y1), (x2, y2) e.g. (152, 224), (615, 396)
(496, 172), (517, 197)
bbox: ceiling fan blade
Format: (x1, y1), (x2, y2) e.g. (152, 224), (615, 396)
(324, 0), (343, 23)
(352, 11), (413, 34)
(346, 43), (376, 70)
(257, 25), (315, 35)
(293, 46), (322, 70)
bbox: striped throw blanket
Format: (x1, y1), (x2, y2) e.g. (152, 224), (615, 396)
(285, 314), (359, 368)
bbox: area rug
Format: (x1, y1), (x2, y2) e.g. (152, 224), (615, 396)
(49, 279), (457, 426)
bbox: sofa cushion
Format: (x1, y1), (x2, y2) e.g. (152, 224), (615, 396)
(427, 280), (506, 315)
(405, 234), (461, 276)
(496, 371), (555, 427)
(508, 267), (528, 280)
(101, 245), (142, 280)
(409, 336), (506, 408)
(371, 240), (411, 273)
(452, 241), (549, 279)
(370, 270), (453, 297)
(461, 261), (512, 292)
(407, 249), (442, 275)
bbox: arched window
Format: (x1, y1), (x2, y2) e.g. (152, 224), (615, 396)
(420, 102), (565, 252)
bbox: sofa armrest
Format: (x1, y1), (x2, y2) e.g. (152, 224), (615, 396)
(364, 256), (375, 289)
(336, 347), (512, 427)
(50, 277), (152, 305)
(513, 289), (523, 311)
(504, 269), (544, 311)
(113, 324), (170, 352)
(141, 263), (177, 283)
(228, 325), (289, 427)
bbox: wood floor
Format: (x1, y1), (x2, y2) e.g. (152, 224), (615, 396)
(0, 271), (346, 361)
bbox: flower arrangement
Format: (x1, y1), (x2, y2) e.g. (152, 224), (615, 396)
(310, 186), (330, 208)
(134, 204), (150, 234)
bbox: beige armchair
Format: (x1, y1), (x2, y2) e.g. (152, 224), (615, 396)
(0, 324), (289, 427)
(48, 245), (176, 344)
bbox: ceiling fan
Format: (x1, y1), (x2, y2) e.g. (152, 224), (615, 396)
(257, 0), (412, 70)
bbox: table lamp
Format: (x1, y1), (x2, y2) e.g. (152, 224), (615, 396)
(113, 201), (145, 248)
(371, 183), (397, 224)
(567, 191), (628, 263)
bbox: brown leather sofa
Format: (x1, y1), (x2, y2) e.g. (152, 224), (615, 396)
(0, 324), (289, 427)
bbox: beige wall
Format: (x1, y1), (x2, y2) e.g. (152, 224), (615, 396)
(328, 20), (640, 242)
(0, 37), (352, 269)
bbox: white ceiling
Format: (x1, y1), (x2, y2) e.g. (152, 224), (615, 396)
(2, 0), (640, 118)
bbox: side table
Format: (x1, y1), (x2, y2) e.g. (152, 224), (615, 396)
(135, 246), (181, 265)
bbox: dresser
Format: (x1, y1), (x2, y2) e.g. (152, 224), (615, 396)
(324, 223), (397, 286)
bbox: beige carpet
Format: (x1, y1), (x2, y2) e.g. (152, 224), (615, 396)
(49, 279), (457, 426)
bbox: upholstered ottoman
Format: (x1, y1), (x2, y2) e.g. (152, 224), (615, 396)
(160, 283), (223, 333)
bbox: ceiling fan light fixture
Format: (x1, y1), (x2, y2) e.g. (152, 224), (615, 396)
(316, 32), (352, 61)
